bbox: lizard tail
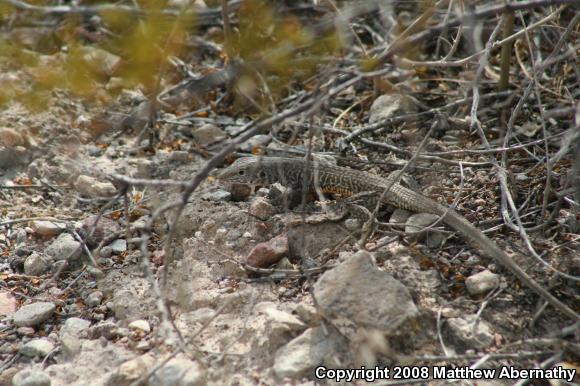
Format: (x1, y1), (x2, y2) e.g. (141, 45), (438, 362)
(441, 208), (580, 321)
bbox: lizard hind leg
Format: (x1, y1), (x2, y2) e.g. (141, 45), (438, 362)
(335, 191), (383, 236)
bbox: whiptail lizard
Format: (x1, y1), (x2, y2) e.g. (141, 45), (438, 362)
(218, 156), (579, 321)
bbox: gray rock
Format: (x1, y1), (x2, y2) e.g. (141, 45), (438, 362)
(109, 239), (127, 254)
(292, 304), (318, 325)
(86, 265), (105, 279)
(288, 222), (350, 259)
(465, 270), (500, 296)
(16, 228), (28, 244)
(105, 354), (156, 386)
(147, 356), (206, 386)
(389, 208), (411, 227)
(74, 175), (117, 198)
(85, 291), (104, 307)
(19, 338), (55, 357)
(405, 213), (445, 248)
(88, 321), (118, 340)
(273, 327), (346, 379)
(257, 302), (306, 333)
(13, 302), (56, 327)
(168, 151), (190, 163)
(30, 221), (65, 239)
(0, 147), (29, 168)
(135, 159), (154, 178)
(16, 327), (35, 336)
(44, 233), (82, 262)
(313, 251), (419, 335)
(201, 189), (231, 202)
(192, 123), (226, 145)
(59, 335), (83, 359)
(128, 319), (151, 333)
(24, 252), (53, 276)
(248, 197), (276, 220)
(446, 314), (494, 351)
(12, 368), (51, 386)
(78, 216), (122, 248)
(179, 308), (216, 325)
(59, 317), (91, 338)
(343, 218), (361, 231)
(238, 134), (271, 152)
(368, 94), (416, 123)
(224, 124), (245, 136)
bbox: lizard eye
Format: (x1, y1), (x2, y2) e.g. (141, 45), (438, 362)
(238, 170), (245, 176)
(258, 171), (267, 179)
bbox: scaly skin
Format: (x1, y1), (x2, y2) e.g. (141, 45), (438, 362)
(219, 156), (579, 320)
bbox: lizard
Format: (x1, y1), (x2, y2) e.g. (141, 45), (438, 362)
(217, 156), (579, 321)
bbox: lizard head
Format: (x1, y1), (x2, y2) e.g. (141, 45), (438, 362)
(217, 157), (274, 185)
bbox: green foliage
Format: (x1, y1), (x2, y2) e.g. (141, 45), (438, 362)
(0, 0), (339, 111)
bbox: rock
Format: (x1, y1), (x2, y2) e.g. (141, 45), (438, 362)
(20, 338), (55, 357)
(59, 317), (91, 338)
(74, 175), (117, 198)
(109, 239), (127, 254)
(86, 265), (105, 279)
(343, 218), (361, 231)
(128, 320), (151, 333)
(179, 308), (215, 325)
(82, 47), (121, 78)
(465, 270), (500, 296)
(368, 94), (417, 123)
(87, 144), (103, 156)
(30, 221), (65, 239)
(12, 368), (51, 386)
(273, 327), (346, 379)
(292, 304), (318, 325)
(60, 335), (83, 359)
(58, 317), (91, 360)
(0, 367), (19, 386)
(226, 183), (253, 201)
(88, 321), (119, 340)
(516, 122), (540, 138)
(44, 233), (82, 262)
(147, 356), (206, 386)
(287, 222), (350, 259)
(201, 189), (231, 202)
(238, 134), (271, 152)
(0, 146), (28, 168)
(313, 251), (419, 336)
(17, 327), (36, 336)
(135, 159), (154, 178)
(389, 209), (411, 227)
(85, 291), (104, 307)
(257, 302), (306, 333)
(109, 286), (153, 320)
(446, 314), (494, 351)
(15, 228), (28, 243)
(192, 123), (226, 145)
(13, 302), (56, 327)
(105, 353), (156, 386)
(0, 127), (27, 147)
(168, 150), (190, 163)
(24, 252), (53, 276)
(0, 290), (17, 317)
(248, 197), (276, 220)
(245, 234), (288, 268)
(405, 213), (445, 248)
(78, 216), (122, 247)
